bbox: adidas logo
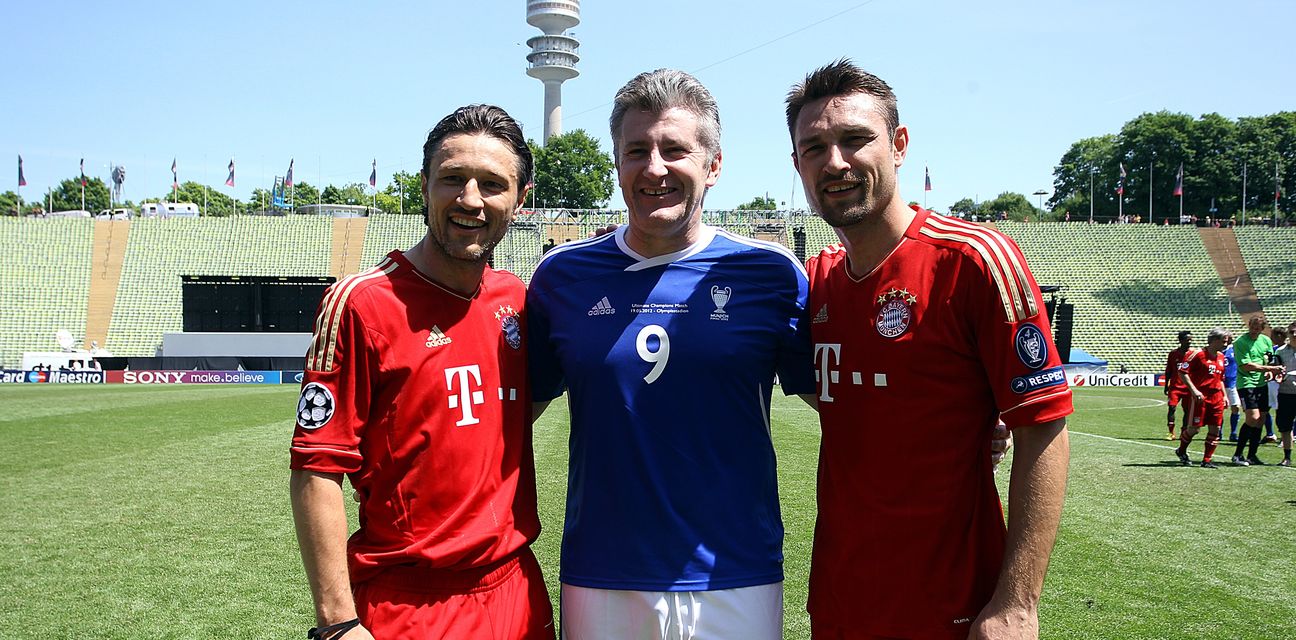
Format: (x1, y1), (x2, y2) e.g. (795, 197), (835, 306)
(812, 304), (829, 324)
(587, 296), (616, 316)
(425, 325), (452, 347)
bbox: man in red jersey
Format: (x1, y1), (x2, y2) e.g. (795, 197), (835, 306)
(289, 105), (553, 640)
(786, 60), (1072, 640)
(1176, 328), (1230, 468)
(1164, 330), (1195, 440)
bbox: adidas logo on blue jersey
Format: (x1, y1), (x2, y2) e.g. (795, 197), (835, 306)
(587, 296), (616, 316)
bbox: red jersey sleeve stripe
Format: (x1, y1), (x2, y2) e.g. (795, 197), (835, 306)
(926, 216), (1039, 319)
(308, 259), (396, 371)
(918, 226), (1023, 322)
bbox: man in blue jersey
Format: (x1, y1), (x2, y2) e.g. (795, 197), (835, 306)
(1224, 334), (1241, 441)
(528, 69), (816, 638)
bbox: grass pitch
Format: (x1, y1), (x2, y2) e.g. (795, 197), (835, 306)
(0, 384), (1292, 638)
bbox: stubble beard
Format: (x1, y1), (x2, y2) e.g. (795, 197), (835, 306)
(425, 210), (503, 265)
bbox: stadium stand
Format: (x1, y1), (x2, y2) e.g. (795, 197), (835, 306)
(996, 222), (1236, 372)
(796, 214), (840, 257)
(1234, 226), (1296, 328)
(2, 215), (1290, 372)
(0, 218), (95, 368)
(105, 217), (332, 357)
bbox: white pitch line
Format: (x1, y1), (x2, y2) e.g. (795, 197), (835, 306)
(1068, 430), (1295, 470)
(1087, 401), (1167, 411)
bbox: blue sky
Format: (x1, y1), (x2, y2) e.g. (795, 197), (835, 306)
(3, 0), (1291, 212)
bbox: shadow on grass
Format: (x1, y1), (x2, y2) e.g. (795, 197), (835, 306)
(1121, 462), (1188, 468)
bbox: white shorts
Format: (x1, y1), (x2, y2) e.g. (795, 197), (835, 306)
(560, 582), (782, 640)
(1226, 386), (1241, 407)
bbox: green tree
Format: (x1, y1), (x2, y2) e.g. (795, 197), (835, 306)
(1049, 135), (1117, 220)
(0, 191), (21, 216)
(949, 197), (978, 216)
(981, 192), (1042, 222)
(381, 171), (423, 215)
(287, 181), (321, 210)
(321, 183), (371, 206)
(736, 195), (778, 210)
(49, 176), (111, 213)
(529, 129), (614, 209)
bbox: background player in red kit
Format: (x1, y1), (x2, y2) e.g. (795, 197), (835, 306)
(1176, 328), (1230, 468)
(289, 105), (553, 640)
(1164, 330), (1195, 440)
(786, 60), (1072, 639)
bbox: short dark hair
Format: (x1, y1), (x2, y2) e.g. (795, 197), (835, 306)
(421, 104), (533, 187)
(785, 58), (899, 146)
(1177, 330), (1192, 341)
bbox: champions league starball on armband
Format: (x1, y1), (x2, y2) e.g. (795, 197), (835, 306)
(297, 382), (336, 429)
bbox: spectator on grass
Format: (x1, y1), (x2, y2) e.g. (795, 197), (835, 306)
(1274, 322), (1296, 466)
(1230, 317), (1285, 466)
(1264, 325), (1289, 443)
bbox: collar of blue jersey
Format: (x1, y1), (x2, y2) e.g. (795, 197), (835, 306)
(617, 224), (719, 272)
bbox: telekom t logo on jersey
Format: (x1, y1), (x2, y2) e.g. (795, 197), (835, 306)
(445, 365), (485, 426)
(814, 343), (841, 402)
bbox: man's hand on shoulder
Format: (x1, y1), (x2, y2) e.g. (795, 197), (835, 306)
(587, 223), (619, 238)
(967, 601), (1037, 639)
(991, 422), (1012, 467)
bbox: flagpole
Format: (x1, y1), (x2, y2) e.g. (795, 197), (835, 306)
(81, 158), (86, 212)
(1178, 164), (1183, 223)
(1276, 161), (1281, 227)
(1148, 156), (1154, 224)
(1241, 161), (1247, 226)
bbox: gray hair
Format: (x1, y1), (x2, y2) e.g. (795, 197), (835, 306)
(609, 69), (721, 163)
(1208, 327), (1231, 342)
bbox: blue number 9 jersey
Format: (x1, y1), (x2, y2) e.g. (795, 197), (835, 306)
(527, 225), (815, 591)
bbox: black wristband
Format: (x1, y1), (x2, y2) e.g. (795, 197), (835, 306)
(307, 617), (361, 640)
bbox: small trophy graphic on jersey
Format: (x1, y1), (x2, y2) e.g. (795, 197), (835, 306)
(710, 285), (731, 321)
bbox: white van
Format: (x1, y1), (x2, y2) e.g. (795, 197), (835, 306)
(96, 208), (133, 220)
(138, 202), (200, 218)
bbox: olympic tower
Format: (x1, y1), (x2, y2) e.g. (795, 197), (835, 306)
(525, 0), (581, 143)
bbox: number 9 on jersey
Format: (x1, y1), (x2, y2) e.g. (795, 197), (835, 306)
(636, 324), (670, 384)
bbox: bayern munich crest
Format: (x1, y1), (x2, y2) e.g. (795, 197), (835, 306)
(496, 305), (522, 350)
(875, 287), (917, 338)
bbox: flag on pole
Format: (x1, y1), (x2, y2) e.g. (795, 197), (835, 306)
(369, 159), (377, 188)
(1116, 163), (1126, 195)
(80, 158), (86, 187)
(225, 159), (235, 187)
(18, 155), (27, 187)
(285, 159), (294, 187)
(1173, 163), (1183, 197)
(924, 166), (932, 191)
(171, 158), (178, 188)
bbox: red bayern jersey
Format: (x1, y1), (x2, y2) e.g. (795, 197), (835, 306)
(805, 207), (1073, 638)
(1181, 348), (1226, 398)
(1165, 348), (1195, 391)
(290, 250), (539, 583)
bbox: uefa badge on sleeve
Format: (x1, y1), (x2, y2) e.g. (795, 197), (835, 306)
(875, 287), (917, 338)
(1014, 324), (1049, 369)
(297, 382), (336, 429)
